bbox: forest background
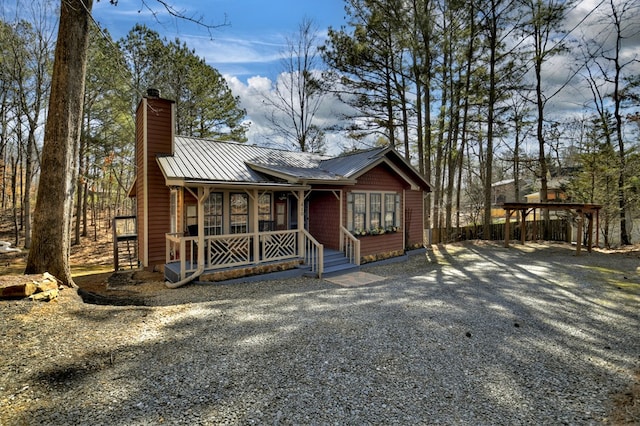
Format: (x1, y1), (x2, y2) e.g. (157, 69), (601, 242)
(0, 0), (638, 270)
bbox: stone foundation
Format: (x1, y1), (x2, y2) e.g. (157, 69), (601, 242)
(360, 249), (405, 265)
(199, 260), (303, 282)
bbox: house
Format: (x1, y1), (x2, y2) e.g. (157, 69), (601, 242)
(131, 92), (431, 285)
(524, 177), (570, 203)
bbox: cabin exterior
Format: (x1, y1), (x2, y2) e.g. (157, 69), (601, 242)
(131, 93), (431, 283)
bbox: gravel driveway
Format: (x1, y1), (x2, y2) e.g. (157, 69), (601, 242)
(1, 241), (639, 425)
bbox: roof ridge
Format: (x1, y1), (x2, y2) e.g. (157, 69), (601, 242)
(332, 145), (388, 159)
(175, 135), (330, 158)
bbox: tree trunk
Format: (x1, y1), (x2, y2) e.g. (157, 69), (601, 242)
(24, 0), (93, 285)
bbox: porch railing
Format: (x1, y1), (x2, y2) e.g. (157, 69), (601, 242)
(207, 233), (253, 267)
(340, 226), (361, 266)
(260, 229), (298, 262)
(166, 229), (306, 281)
(302, 229), (324, 278)
(166, 232), (198, 280)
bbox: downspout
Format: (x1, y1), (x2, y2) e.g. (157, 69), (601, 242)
(165, 186), (208, 288)
(164, 263), (204, 289)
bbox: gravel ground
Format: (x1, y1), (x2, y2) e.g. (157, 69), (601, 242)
(1, 241), (639, 425)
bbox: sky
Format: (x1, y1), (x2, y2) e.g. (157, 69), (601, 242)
(6, 1), (638, 155)
(92, 0), (348, 151)
(93, 0), (346, 83)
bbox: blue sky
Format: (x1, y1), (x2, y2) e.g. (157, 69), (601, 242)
(92, 0), (351, 152)
(93, 0), (347, 83)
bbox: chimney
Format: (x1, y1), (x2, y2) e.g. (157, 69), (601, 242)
(146, 88), (160, 98)
(134, 94), (175, 270)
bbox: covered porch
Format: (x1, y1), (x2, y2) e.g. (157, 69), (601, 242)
(164, 184), (327, 283)
(163, 184), (361, 283)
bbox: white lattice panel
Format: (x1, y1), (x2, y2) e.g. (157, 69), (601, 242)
(207, 236), (250, 266)
(262, 232), (296, 260)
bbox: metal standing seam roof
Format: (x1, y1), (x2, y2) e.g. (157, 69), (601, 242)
(319, 147), (389, 177)
(157, 136), (324, 183)
(157, 136), (429, 189)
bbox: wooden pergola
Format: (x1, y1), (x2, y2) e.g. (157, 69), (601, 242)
(502, 202), (603, 254)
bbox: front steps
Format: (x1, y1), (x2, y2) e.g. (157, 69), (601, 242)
(304, 249), (359, 278)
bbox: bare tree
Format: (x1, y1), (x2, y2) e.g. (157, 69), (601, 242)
(598, 0), (639, 245)
(519, 0), (575, 239)
(12, 3), (56, 249)
(263, 17), (327, 153)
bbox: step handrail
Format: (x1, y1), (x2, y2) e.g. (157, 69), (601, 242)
(340, 226), (361, 266)
(302, 229), (324, 278)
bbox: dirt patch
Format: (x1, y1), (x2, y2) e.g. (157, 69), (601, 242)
(610, 370), (640, 424)
(74, 270), (166, 306)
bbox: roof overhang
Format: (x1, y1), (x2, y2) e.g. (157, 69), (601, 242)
(127, 178), (137, 198)
(164, 176), (311, 191)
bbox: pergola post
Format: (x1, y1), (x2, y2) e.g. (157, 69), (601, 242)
(520, 209), (527, 245)
(587, 212), (594, 253)
(504, 208), (512, 248)
(500, 202), (602, 255)
(576, 211), (584, 255)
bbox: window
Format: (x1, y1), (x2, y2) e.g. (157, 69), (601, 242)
(185, 205), (197, 227)
(353, 193), (366, 232)
(170, 189), (178, 233)
(384, 194), (400, 227)
(347, 191), (400, 234)
(204, 192), (223, 236)
(258, 193), (273, 231)
(230, 193), (248, 234)
(370, 193), (381, 228)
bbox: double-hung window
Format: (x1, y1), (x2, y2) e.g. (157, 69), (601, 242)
(385, 194), (400, 228)
(258, 193), (273, 231)
(230, 193), (248, 234)
(347, 193), (366, 232)
(204, 192), (223, 236)
(370, 193), (381, 228)
(170, 189), (178, 233)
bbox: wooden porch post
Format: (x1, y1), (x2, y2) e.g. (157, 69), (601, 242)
(251, 189), (259, 263)
(339, 190), (344, 251)
(295, 190), (305, 258)
(197, 187), (208, 269)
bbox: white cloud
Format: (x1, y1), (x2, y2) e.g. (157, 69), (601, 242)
(225, 73), (352, 155)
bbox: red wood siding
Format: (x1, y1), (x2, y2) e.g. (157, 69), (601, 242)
(405, 189), (425, 249)
(359, 232), (403, 259)
(344, 165), (405, 259)
(135, 97), (174, 269)
(308, 191), (340, 249)
(353, 165), (405, 192)
(135, 101), (145, 266)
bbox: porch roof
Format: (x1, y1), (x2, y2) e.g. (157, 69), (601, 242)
(156, 136), (431, 191)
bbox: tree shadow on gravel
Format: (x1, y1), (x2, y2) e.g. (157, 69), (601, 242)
(12, 242), (640, 425)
